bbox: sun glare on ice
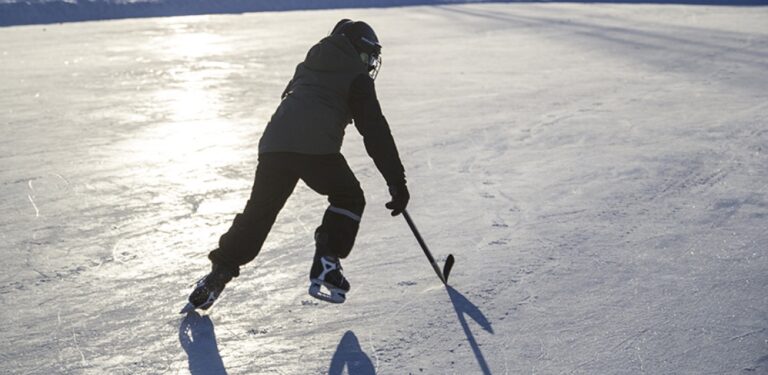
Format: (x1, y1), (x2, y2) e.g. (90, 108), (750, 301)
(120, 18), (248, 209)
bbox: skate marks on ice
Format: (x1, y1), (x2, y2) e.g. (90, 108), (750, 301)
(328, 331), (376, 375)
(179, 311), (228, 375)
(447, 286), (495, 375)
(435, 4), (768, 92)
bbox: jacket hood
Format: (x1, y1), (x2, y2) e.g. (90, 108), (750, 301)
(303, 35), (367, 74)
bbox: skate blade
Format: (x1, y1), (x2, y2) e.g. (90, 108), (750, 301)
(180, 303), (195, 314)
(308, 281), (346, 304)
(180, 300), (217, 314)
(181, 290), (218, 314)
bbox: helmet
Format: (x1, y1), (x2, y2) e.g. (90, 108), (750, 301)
(331, 19), (382, 79)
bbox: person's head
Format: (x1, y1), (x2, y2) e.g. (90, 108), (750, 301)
(331, 19), (382, 79)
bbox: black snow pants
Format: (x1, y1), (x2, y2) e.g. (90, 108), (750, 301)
(208, 152), (365, 276)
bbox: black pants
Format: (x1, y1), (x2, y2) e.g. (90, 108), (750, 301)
(208, 152), (365, 276)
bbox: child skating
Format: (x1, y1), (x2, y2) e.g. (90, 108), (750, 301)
(186, 19), (409, 308)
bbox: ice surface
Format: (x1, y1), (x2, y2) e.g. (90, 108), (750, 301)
(1, 3), (767, 374)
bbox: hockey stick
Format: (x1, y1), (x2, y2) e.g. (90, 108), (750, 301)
(402, 209), (455, 285)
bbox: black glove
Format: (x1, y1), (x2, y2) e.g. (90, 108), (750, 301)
(385, 183), (409, 216)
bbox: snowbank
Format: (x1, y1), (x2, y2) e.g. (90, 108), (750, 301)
(3, 0), (767, 27)
(1, 0), (488, 27)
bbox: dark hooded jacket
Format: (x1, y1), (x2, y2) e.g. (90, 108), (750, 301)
(258, 34), (405, 186)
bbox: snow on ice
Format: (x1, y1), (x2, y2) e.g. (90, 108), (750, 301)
(1, 1), (767, 374)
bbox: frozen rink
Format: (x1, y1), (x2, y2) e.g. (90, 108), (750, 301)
(1, 3), (767, 374)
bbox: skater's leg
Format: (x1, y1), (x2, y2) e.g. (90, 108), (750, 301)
(208, 153), (299, 274)
(300, 154), (365, 259)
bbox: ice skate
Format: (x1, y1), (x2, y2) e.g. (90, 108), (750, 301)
(308, 255), (350, 304)
(182, 264), (235, 313)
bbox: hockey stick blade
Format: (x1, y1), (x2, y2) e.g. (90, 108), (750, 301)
(442, 254), (455, 283)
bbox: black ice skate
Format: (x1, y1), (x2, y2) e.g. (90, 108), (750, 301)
(308, 255), (350, 304)
(181, 264), (234, 313)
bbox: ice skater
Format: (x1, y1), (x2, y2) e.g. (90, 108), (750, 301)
(186, 19), (409, 308)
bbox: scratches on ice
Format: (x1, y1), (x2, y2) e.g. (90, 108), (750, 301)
(27, 179), (39, 217)
(27, 194), (39, 217)
(71, 327), (87, 367)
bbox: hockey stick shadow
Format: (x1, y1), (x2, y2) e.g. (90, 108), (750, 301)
(328, 330), (376, 375)
(447, 286), (494, 375)
(179, 311), (228, 375)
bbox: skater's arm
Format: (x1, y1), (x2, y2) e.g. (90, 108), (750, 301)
(349, 74), (406, 186)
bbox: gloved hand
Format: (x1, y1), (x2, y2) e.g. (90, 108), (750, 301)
(385, 183), (409, 216)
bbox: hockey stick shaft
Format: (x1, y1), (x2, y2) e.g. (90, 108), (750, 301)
(402, 209), (449, 284)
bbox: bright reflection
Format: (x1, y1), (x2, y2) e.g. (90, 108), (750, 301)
(151, 20), (230, 123)
(120, 19), (251, 209)
(154, 69), (220, 123)
(159, 25), (228, 59)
